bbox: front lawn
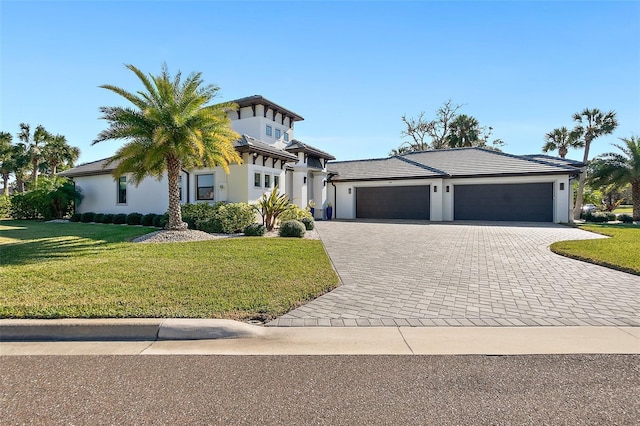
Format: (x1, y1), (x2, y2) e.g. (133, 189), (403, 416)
(0, 220), (339, 320)
(551, 224), (640, 275)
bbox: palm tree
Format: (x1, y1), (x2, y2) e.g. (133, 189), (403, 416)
(42, 134), (80, 175)
(10, 143), (31, 193)
(94, 64), (242, 230)
(588, 136), (640, 221)
(571, 108), (618, 219)
(0, 132), (13, 196)
(18, 123), (51, 189)
(542, 127), (583, 159)
(446, 114), (481, 148)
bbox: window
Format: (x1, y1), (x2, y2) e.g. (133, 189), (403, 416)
(266, 125), (272, 137)
(178, 176), (182, 201)
(117, 176), (127, 204)
(275, 128), (281, 139)
(264, 174), (271, 188)
(254, 172), (261, 187)
(274, 175), (280, 189)
(284, 133), (289, 142)
(196, 174), (214, 200)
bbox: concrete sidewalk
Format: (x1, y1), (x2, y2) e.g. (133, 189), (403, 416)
(1, 319), (638, 356)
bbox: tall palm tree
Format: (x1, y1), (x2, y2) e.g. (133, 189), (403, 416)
(571, 108), (618, 219)
(588, 136), (640, 221)
(94, 64), (242, 230)
(446, 114), (481, 148)
(10, 143), (31, 193)
(0, 132), (13, 196)
(18, 123), (51, 189)
(42, 134), (80, 175)
(542, 127), (583, 159)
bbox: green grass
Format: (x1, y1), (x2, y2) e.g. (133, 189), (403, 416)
(551, 224), (640, 275)
(0, 220), (339, 320)
(613, 205), (632, 214)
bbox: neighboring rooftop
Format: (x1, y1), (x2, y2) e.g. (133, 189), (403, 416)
(328, 147), (582, 182)
(231, 95), (304, 123)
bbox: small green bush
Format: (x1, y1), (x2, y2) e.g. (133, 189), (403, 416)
(617, 213), (634, 223)
(215, 202), (255, 233)
(69, 213), (81, 222)
(196, 217), (223, 233)
(586, 212), (609, 223)
(181, 202), (223, 229)
(279, 220), (306, 238)
(300, 217), (314, 230)
(244, 223), (266, 236)
(126, 212), (143, 225)
(605, 212), (617, 222)
(81, 212), (96, 223)
(153, 213), (168, 228)
(141, 213), (157, 226)
(0, 196), (11, 219)
(113, 213), (127, 224)
(101, 213), (114, 224)
(93, 213), (104, 224)
(278, 204), (313, 223)
(8, 177), (81, 220)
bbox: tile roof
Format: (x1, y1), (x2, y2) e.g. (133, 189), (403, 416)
(58, 157), (118, 177)
(522, 154), (585, 167)
(328, 147), (582, 182)
(286, 140), (336, 160)
(230, 95), (304, 122)
(234, 134), (299, 161)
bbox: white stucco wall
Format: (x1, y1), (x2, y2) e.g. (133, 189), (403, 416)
(75, 173), (169, 215)
(329, 174), (572, 223)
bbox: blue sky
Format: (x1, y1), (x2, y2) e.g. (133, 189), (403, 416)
(1, 0), (638, 165)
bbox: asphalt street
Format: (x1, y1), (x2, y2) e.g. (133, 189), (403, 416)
(2, 354), (638, 425)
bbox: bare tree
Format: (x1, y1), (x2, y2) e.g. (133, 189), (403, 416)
(429, 100), (462, 149)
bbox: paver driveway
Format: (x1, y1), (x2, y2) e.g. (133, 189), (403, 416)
(268, 221), (640, 327)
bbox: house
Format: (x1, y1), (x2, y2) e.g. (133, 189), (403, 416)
(60, 96), (336, 218)
(326, 148), (582, 223)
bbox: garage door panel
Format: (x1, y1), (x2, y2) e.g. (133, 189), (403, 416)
(454, 183), (553, 222)
(356, 186), (430, 220)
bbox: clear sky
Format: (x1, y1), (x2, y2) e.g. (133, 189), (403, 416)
(1, 0), (638, 166)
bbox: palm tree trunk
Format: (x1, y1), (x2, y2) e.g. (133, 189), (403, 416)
(2, 173), (8, 196)
(573, 140), (591, 220)
(32, 160), (39, 189)
(166, 156), (187, 230)
(632, 181), (640, 221)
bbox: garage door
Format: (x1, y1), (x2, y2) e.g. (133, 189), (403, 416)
(454, 183), (553, 222)
(356, 186), (430, 220)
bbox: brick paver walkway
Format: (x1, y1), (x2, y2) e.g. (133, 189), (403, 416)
(268, 221), (640, 327)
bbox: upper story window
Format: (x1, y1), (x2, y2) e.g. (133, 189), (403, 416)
(275, 128), (281, 139)
(196, 174), (214, 200)
(117, 176), (127, 204)
(284, 133), (289, 142)
(254, 172), (261, 187)
(274, 175), (280, 189)
(266, 125), (272, 137)
(264, 174), (271, 188)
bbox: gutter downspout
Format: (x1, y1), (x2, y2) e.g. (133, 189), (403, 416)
(331, 180), (337, 220)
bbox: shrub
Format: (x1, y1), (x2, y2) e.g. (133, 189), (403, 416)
(586, 212), (609, 223)
(81, 212), (96, 223)
(215, 203), (255, 233)
(9, 177), (81, 220)
(101, 213), (114, 224)
(126, 212), (143, 225)
(113, 213), (127, 224)
(279, 220), (306, 238)
(196, 217), (223, 233)
(244, 223), (266, 236)
(254, 187), (290, 231)
(181, 202), (223, 229)
(605, 212), (616, 222)
(0, 196), (10, 219)
(141, 213), (157, 226)
(278, 204), (313, 223)
(300, 217), (314, 230)
(69, 213), (81, 222)
(93, 213), (104, 224)
(152, 213), (168, 228)
(617, 213), (634, 224)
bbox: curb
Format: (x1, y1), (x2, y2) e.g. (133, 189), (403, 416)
(0, 319), (265, 341)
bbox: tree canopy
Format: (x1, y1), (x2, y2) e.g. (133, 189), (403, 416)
(94, 64), (242, 230)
